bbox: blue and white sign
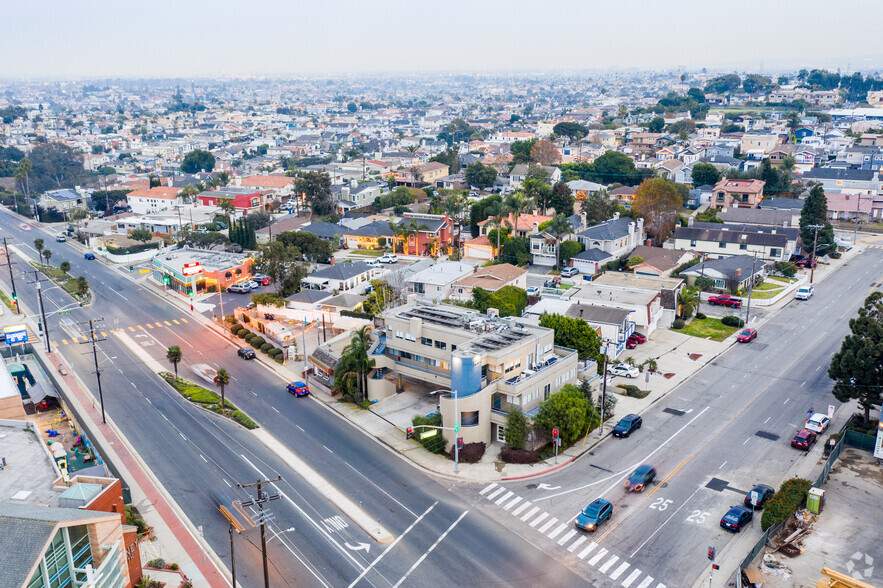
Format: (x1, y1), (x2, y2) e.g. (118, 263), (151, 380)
(3, 325), (28, 345)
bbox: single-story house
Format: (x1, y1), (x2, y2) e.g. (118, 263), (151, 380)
(680, 254), (768, 293)
(449, 263), (528, 300)
(302, 261), (379, 294)
(627, 245), (696, 277)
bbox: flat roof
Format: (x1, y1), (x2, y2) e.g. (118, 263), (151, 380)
(152, 247), (250, 273)
(0, 424), (62, 506)
(567, 284), (658, 306)
(592, 272), (683, 292)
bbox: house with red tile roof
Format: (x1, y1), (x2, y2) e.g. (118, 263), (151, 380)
(477, 212), (553, 239)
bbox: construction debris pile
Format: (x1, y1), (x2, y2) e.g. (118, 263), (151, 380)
(770, 509), (819, 558)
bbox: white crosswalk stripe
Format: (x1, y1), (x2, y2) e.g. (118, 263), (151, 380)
(568, 535), (587, 553)
(520, 506), (540, 522)
(621, 569), (643, 588)
(512, 501), (532, 516)
(529, 512), (548, 527)
(589, 547), (609, 566)
(486, 487), (506, 500)
(556, 528), (577, 545)
(495, 491), (514, 505)
(578, 542), (598, 560)
(503, 496), (522, 511)
(538, 517), (558, 533)
(609, 561), (630, 580)
(547, 523), (567, 540)
(598, 555), (620, 573)
(655, 583), (667, 588)
(635, 577), (654, 588)
(479, 483), (498, 495)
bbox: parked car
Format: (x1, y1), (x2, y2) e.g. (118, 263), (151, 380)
(367, 259), (383, 268)
(795, 286), (814, 300)
(378, 254), (398, 264)
(791, 429), (817, 450)
(708, 294), (743, 308)
(612, 414), (643, 438)
(245, 280), (260, 290)
(625, 338), (638, 350)
(624, 465), (656, 492)
(795, 258), (817, 268)
(84, 252), (96, 260)
(628, 332), (647, 344)
(55, 234), (66, 242)
(744, 484), (775, 509)
(237, 348), (256, 360)
(720, 505), (753, 532)
(574, 498), (613, 531)
(737, 328), (757, 343)
(526, 286), (540, 296)
(227, 283), (251, 294)
(560, 266), (579, 278)
(287, 381), (310, 397)
(805, 413), (831, 433)
(252, 274), (272, 286)
(608, 363), (639, 378)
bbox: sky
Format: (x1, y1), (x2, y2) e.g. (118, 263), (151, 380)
(3, 0), (883, 79)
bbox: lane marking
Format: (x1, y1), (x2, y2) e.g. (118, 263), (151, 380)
(784, 398), (790, 404)
(568, 535), (587, 553)
(610, 561), (630, 580)
(764, 417), (771, 424)
(180, 317), (189, 323)
(137, 325), (145, 331)
(495, 491), (514, 506)
(599, 554), (620, 573)
(343, 462), (417, 518)
(743, 437), (750, 445)
(547, 522), (567, 539)
(200, 454), (207, 463)
(486, 487), (506, 500)
(172, 319), (181, 325)
(295, 425), (305, 432)
(324, 445), (333, 454)
(589, 547), (609, 566)
(391, 510), (468, 588)
(718, 461), (727, 470)
(272, 407), (280, 413)
(512, 501), (532, 516)
(635, 577), (655, 588)
(631, 486), (702, 558)
(164, 321), (172, 326)
(155, 322), (163, 328)
(146, 323), (154, 329)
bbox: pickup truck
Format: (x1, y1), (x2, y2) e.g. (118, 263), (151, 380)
(707, 294), (743, 308)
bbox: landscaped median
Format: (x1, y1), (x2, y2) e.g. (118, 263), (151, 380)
(30, 261), (91, 305)
(159, 372), (258, 429)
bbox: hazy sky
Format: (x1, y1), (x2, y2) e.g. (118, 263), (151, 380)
(4, 0), (883, 79)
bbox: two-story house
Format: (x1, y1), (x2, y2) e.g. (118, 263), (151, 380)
(126, 186), (183, 215)
(710, 179), (766, 209)
(406, 261), (477, 300)
(395, 162), (449, 186)
(450, 263), (528, 301)
(667, 222), (795, 262)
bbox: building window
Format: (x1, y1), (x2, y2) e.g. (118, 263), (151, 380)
(434, 340), (447, 350)
(740, 243), (748, 250)
(719, 242), (726, 248)
(690, 239), (697, 247)
(770, 248), (780, 257)
(395, 330), (404, 339)
(400, 351), (412, 360)
(544, 383), (551, 400)
(421, 337), (432, 346)
(496, 425), (506, 443)
(404, 333), (415, 342)
(461, 410), (479, 427)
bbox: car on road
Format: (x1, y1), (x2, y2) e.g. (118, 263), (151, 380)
(287, 381), (310, 397)
(608, 363), (639, 378)
(366, 259), (383, 268)
(378, 254), (398, 264)
(737, 328), (757, 343)
(612, 414), (643, 438)
(720, 505), (753, 532)
(237, 348), (256, 360)
(624, 465), (656, 492)
(227, 283), (251, 294)
(805, 413), (831, 433)
(55, 234), (66, 242)
(628, 332), (647, 345)
(744, 484), (775, 509)
(574, 498), (613, 531)
(84, 252), (96, 260)
(795, 286), (814, 300)
(791, 429), (817, 450)
(252, 274), (271, 286)
(19, 223), (30, 231)
(560, 267), (579, 278)
(708, 294), (743, 308)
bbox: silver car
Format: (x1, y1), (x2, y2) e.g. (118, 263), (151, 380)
(608, 363), (639, 378)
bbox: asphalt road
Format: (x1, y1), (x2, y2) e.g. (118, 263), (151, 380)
(463, 247), (883, 588)
(1, 213), (585, 587)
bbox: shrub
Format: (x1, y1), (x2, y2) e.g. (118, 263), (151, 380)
(695, 312), (707, 320)
(245, 334), (258, 344)
(260, 343), (274, 354)
(829, 251), (841, 259)
(505, 409), (527, 450)
(269, 348), (283, 357)
(454, 441), (486, 463)
(721, 315), (744, 327)
(412, 413), (446, 455)
(168, 563), (179, 571)
(617, 384), (650, 399)
(274, 357), (284, 364)
(146, 559), (166, 569)
(232, 410), (258, 430)
(760, 477), (812, 530)
(230, 325), (242, 335)
(237, 330), (248, 339)
(672, 318), (685, 329)
(501, 446), (540, 464)
(250, 336), (266, 347)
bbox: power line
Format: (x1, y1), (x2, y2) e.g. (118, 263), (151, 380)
(238, 476), (281, 588)
(78, 318), (107, 424)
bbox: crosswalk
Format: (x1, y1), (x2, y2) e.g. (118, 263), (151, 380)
(51, 317), (190, 346)
(480, 482), (665, 588)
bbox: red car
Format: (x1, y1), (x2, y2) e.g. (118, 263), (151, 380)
(708, 294), (743, 308)
(795, 258), (817, 268)
(791, 429), (817, 450)
(737, 328), (757, 343)
(626, 338), (638, 349)
(628, 332), (647, 345)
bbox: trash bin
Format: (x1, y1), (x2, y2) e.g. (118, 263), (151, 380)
(807, 487), (825, 514)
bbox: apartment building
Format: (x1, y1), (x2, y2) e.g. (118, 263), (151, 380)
(372, 304), (579, 449)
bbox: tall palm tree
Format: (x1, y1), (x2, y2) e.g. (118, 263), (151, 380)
(34, 238), (45, 264)
(547, 214), (574, 271)
(42, 249), (52, 266)
(387, 219), (405, 254)
(213, 368), (230, 410)
(503, 191), (534, 240)
(678, 287), (700, 319)
(166, 345), (183, 379)
(216, 171), (231, 187)
(485, 202), (509, 262)
(403, 219), (430, 256)
(15, 158), (32, 218)
(337, 326), (375, 402)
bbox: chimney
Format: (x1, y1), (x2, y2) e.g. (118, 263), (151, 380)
(613, 211), (620, 220)
(580, 211), (587, 228)
(629, 221), (635, 234)
(688, 216), (694, 226)
(262, 170), (268, 176)
(167, 177), (173, 187)
(235, 176), (241, 186)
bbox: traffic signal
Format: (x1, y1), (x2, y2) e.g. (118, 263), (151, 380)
(707, 547), (716, 562)
(456, 437), (464, 451)
(406, 427), (414, 440)
(188, 289), (193, 297)
(129, 265), (134, 272)
(552, 428), (560, 440)
(11, 292), (16, 302)
(163, 276), (170, 285)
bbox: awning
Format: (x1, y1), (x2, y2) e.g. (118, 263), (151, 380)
(27, 382), (58, 403)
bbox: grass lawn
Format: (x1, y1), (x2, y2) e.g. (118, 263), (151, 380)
(748, 288), (782, 300)
(768, 276), (796, 284)
(0, 289), (13, 310)
(559, 283), (573, 290)
(679, 317), (740, 342)
(160, 372), (258, 429)
(753, 282), (780, 291)
(348, 250), (385, 257)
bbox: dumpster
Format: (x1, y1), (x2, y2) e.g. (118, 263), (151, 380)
(807, 487), (825, 514)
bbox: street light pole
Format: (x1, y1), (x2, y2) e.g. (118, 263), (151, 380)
(35, 281), (51, 353)
(229, 525), (237, 588)
(2, 237), (19, 314)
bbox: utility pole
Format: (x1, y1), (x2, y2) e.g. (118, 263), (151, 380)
(79, 319), (107, 424)
(744, 251), (758, 326)
(807, 224), (823, 284)
(27, 270), (51, 352)
(238, 477), (281, 588)
(2, 237), (20, 314)
(229, 525), (237, 588)
(852, 194), (869, 245)
(598, 339), (611, 436)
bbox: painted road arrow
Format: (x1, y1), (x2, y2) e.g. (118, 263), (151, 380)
(537, 483), (561, 490)
(345, 542), (371, 553)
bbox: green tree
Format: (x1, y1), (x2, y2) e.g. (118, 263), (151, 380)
(59, 261), (71, 276)
(691, 162), (721, 186)
(429, 146), (461, 173)
(510, 139), (536, 164)
(581, 192), (614, 226)
(333, 326), (374, 402)
(213, 368), (230, 411)
(549, 181), (574, 216)
(347, 102), (357, 113)
(503, 191), (533, 239)
(559, 240), (583, 264)
(588, 151), (643, 185)
(295, 171), (334, 218)
(14, 157), (32, 215)
(547, 214), (574, 270)
(485, 202), (509, 261)
(181, 149), (216, 173)
(253, 241), (309, 296)
(130, 228), (152, 243)
(34, 238), (45, 264)
(276, 231), (333, 262)
(533, 385), (599, 445)
(27, 143), (86, 193)
(504, 408), (527, 450)
(678, 287), (700, 319)
(166, 345), (183, 379)
(499, 237), (531, 266)
(647, 117), (665, 133)
(402, 218), (430, 256)
(538, 313), (602, 361)
(552, 122), (588, 142)
(632, 178), (683, 245)
(362, 280), (397, 316)
(42, 249), (52, 266)
(828, 292), (883, 425)
(694, 209), (723, 223)
(705, 74), (742, 94)
(742, 74), (773, 94)
(464, 163), (498, 190)
(799, 185), (835, 258)
(76, 276), (89, 297)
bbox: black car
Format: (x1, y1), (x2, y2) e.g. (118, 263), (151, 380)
(744, 484), (775, 509)
(237, 347), (256, 360)
(720, 505), (753, 532)
(612, 414), (643, 438)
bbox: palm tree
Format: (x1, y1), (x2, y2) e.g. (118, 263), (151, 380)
(59, 261), (71, 276)
(166, 346), (183, 378)
(405, 145), (418, 154)
(441, 193), (464, 254)
(678, 287), (700, 319)
(15, 158), (32, 218)
(547, 214), (574, 271)
(42, 249), (52, 266)
(345, 326), (375, 402)
(213, 368), (230, 410)
(485, 202), (509, 262)
(34, 238), (45, 264)
(218, 199), (236, 225)
(403, 219), (430, 256)
(216, 171), (231, 187)
(503, 191), (534, 241)
(387, 219), (405, 254)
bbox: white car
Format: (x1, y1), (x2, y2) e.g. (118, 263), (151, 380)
(805, 413), (830, 433)
(795, 286), (813, 300)
(526, 286), (540, 296)
(608, 364), (639, 378)
(378, 254), (398, 264)
(561, 266), (579, 278)
(367, 259), (383, 268)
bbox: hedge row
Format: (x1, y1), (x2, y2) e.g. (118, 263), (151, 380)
(760, 477), (813, 530)
(722, 315), (745, 327)
(451, 442), (486, 464)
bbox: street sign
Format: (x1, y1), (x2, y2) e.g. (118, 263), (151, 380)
(827, 404), (835, 419)
(454, 421), (460, 433)
(874, 422), (883, 460)
(750, 491), (759, 506)
(3, 325), (27, 345)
